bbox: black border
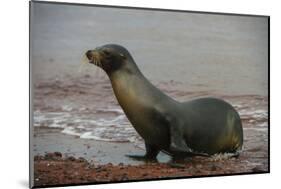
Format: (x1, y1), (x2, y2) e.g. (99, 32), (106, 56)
(29, 1), (32, 188)
(29, 1), (270, 188)
(268, 16), (270, 173)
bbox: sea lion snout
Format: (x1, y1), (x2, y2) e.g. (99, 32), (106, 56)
(85, 50), (102, 65)
(86, 50), (92, 59)
(85, 44), (131, 73)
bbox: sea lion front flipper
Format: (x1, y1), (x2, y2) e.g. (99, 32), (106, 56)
(125, 143), (159, 162)
(169, 123), (193, 153)
(157, 111), (193, 154)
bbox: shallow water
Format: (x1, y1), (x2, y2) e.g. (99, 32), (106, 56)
(33, 75), (268, 152)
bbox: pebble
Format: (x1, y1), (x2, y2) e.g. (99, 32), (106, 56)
(54, 152), (62, 157)
(210, 165), (218, 171)
(45, 152), (62, 160)
(142, 173), (149, 177)
(107, 163), (113, 167)
(252, 166), (265, 172)
(121, 173), (129, 181)
(78, 157), (87, 163)
(67, 156), (76, 161)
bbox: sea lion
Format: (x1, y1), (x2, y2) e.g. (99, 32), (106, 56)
(85, 44), (243, 161)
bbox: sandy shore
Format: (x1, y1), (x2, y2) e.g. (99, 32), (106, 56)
(33, 127), (150, 165)
(34, 153), (266, 187)
(31, 75), (269, 188)
(33, 127), (268, 187)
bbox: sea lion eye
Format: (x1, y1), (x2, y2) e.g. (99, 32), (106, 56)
(119, 53), (126, 58)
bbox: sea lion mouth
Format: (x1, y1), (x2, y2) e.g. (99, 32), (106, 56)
(86, 50), (103, 68)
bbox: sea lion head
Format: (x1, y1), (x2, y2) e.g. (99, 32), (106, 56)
(86, 44), (132, 74)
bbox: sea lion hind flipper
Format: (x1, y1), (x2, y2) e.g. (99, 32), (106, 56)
(166, 116), (209, 157)
(125, 154), (157, 162)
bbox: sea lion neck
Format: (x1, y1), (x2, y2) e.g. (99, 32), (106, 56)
(108, 58), (162, 114)
(106, 57), (143, 78)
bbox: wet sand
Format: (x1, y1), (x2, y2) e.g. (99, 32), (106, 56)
(33, 127), (155, 165)
(33, 124), (268, 187)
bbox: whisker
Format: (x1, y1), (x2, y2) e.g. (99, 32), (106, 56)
(78, 54), (88, 73)
(99, 60), (103, 69)
(97, 60), (101, 78)
(94, 59), (99, 76)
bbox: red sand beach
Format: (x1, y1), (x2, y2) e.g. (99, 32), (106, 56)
(34, 152), (266, 187)
(33, 124), (268, 187)
(31, 72), (268, 187)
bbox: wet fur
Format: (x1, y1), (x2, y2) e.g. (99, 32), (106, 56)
(85, 44), (243, 159)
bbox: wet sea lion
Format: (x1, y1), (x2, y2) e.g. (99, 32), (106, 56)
(85, 44), (243, 161)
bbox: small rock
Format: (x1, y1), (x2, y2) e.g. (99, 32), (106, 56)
(95, 166), (106, 172)
(44, 152), (62, 160)
(54, 152), (62, 158)
(121, 173), (129, 181)
(78, 157), (87, 163)
(34, 155), (44, 161)
(211, 165), (217, 171)
(67, 156), (76, 161)
(252, 166), (265, 172)
(107, 163), (113, 167)
(88, 164), (95, 169)
(142, 173), (149, 177)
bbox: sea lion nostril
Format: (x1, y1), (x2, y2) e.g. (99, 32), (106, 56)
(86, 50), (92, 59)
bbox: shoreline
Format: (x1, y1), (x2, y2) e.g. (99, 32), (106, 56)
(32, 127), (268, 187)
(33, 127), (171, 165)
